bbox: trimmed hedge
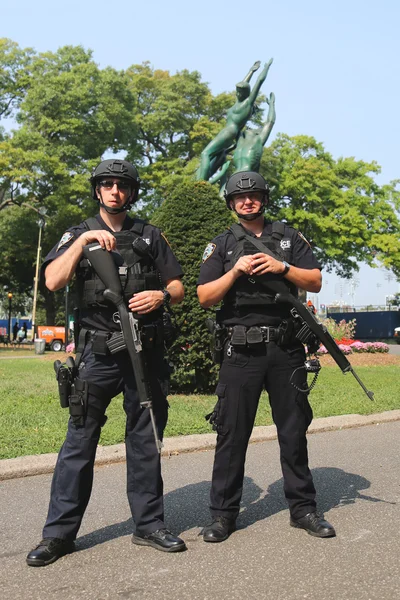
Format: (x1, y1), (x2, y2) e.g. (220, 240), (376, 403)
(152, 178), (235, 392)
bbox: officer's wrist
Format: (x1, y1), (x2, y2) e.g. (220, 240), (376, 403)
(162, 289), (171, 306)
(281, 261), (291, 275)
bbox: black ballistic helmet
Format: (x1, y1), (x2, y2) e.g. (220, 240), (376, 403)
(90, 159), (140, 214)
(224, 171), (269, 220)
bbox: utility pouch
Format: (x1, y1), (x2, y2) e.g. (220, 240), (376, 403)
(163, 311), (179, 348)
(91, 331), (110, 356)
(69, 378), (88, 427)
(141, 324), (157, 349)
(230, 325), (247, 347)
(246, 326), (263, 345)
(54, 360), (72, 409)
(276, 320), (295, 347)
(294, 322), (320, 353)
(106, 331), (126, 354)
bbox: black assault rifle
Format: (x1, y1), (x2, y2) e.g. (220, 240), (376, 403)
(234, 229), (374, 401)
(274, 291), (374, 401)
(82, 243), (163, 452)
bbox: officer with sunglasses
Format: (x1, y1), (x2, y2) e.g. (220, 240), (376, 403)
(197, 171), (336, 543)
(27, 159), (186, 567)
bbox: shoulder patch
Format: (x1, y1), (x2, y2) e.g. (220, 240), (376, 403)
(57, 232), (74, 251)
(280, 239), (291, 250)
(298, 231), (311, 248)
(202, 243), (216, 263)
(161, 233), (171, 247)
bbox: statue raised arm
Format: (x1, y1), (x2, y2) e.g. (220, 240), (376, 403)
(196, 59), (273, 181)
(208, 92), (276, 190)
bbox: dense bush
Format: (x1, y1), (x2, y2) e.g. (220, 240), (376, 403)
(152, 178), (235, 393)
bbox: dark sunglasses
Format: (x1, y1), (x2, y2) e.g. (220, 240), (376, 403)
(98, 180), (131, 191)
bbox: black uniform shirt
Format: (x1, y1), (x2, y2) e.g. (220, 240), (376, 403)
(197, 220), (321, 326)
(42, 214), (183, 331)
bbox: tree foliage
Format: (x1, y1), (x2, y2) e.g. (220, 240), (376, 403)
(261, 134), (400, 278)
(124, 63), (235, 215)
(0, 39), (399, 328)
(151, 178), (234, 392)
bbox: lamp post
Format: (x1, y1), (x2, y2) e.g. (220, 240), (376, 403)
(7, 292), (13, 341)
(31, 208), (46, 339)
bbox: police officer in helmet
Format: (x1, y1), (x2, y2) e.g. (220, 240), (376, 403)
(197, 170), (335, 542)
(27, 159), (186, 566)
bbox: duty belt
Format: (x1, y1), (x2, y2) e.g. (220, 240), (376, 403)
(227, 324), (279, 347)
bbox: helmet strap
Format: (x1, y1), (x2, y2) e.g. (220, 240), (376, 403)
(234, 205), (265, 221)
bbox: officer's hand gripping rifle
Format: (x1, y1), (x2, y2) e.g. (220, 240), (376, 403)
(82, 243), (163, 452)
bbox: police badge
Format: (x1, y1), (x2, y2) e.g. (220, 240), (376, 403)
(202, 243), (216, 262)
(57, 232), (74, 251)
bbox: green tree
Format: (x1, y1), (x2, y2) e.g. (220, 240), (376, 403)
(124, 63), (237, 217)
(151, 178), (235, 392)
(0, 38), (33, 121)
(0, 44), (136, 322)
(261, 134), (400, 278)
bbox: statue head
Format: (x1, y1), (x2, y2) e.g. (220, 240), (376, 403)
(235, 81), (250, 100)
(90, 159), (140, 215)
(224, 171), (269, 221)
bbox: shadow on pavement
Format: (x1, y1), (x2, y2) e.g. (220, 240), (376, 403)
(75, 466), (393, 552)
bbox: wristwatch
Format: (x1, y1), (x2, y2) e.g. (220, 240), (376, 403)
(163, 289), (171, 306)
(282, 261), (291, 275)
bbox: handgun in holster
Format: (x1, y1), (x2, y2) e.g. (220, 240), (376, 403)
(206, 310), (227, 365)
(54, 356), (88, 425)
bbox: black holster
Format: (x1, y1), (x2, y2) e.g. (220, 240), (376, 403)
(55, 363), (72, 409)
(162, 311), (179, 348)
(277, 318), (320, 353)
(206, 317), (228, 365)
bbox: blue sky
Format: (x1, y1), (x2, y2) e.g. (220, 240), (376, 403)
(3, 0), (400, 306)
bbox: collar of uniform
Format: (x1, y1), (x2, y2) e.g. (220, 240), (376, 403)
(95, 213), (135, 232)
(238, 218), (272, 238)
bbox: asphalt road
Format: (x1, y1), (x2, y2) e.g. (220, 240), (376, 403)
(1, 422), (399, 600)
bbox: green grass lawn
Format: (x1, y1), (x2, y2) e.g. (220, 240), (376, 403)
(0, 356), (398, 459)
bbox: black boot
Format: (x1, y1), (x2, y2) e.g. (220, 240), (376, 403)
(26, 538), (75, 567)
(132, 529), (187, 552)
(202, 516), (236, 543)
(290, 512), (336, 538)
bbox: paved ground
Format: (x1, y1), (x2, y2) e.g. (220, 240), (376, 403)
(1, 420), (399, 600)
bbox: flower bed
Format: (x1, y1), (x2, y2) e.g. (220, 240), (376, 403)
(316, 341), (389, 355)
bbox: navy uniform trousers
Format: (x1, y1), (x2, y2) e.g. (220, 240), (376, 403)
(210, 340), (317, 521)
(43, 340), (169, 541)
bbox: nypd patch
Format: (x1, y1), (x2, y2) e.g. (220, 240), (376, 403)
(57, 232), (74, 251)
(202, 243), (216, 263)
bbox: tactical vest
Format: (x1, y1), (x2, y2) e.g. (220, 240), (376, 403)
(225, 222), (297, 309)
(77, 217), (162, 309)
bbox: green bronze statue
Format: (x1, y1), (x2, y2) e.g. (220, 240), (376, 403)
(209, 92), (276, 187)
(196, 59), (273, 182)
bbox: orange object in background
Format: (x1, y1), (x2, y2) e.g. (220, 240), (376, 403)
(37, 326), (65, 352)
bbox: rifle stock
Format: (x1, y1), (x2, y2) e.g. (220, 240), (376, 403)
(82, 243), (163, 452)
